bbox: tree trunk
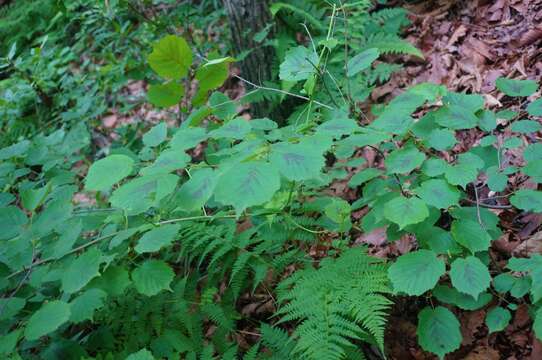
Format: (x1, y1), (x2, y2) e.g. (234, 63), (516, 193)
(223, 0), (276, 119)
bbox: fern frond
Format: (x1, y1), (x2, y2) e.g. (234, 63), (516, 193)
(363, 34), (424, 58)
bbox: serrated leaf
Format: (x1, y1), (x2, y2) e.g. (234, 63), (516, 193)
(385, 146), (425, 174)
(426, 128), (457, 151)
(85, 154), (134, 191)
(495, 77), (538, 97)
(269, 142), (325, 181)
(175, 168), (218, 212)
(444, 163), (478, 189)
(417, 306), (462, 359)
(140, 150), (190, 176)
(421, 158), (448, 177)
(193, 58), (231, 105)
(388, 250), (445, 295)
(148, 35), (192, 80)
(527, 98), (542, 116)
(346, 48), (379, 77)
(169, 127), (208, 151)
(451, 219), (492, 253)
(214, 161), (280, 214)
(147, 82), (184, 108)
(135, 224), (180, 254)
(90, 266), (131, 297)
(143, 122), (168, 147)
(433, 285), (492, 310)
(316, 118), (359, 137)
(69, 288), (107, 323)
(434, 105), (478, 130)
(279, 46), (318, 81)
(415, 179), (460, 209)
(61, 247), (102, 294)
(209, 117), (252, 139)
(384, 196), (429, 229)
(450, 256), (490, 299)
(485, 307), (511, 333)
(510, 189), (542, 212)
(24, 301), (71, 341)
(132, 260), (174, 296)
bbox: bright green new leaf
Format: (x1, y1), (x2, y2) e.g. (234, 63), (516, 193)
(214, 161), (280, 214)
(148, 35), (192, 80)
(385, 146), (425, 174)
(143, 122), (168, 147)
(485, 307), (511, 333)
(147, 82), (184, 108)
(388, 250), (445, 295)
(511, 120), (542, 134)
(269, 142), (325, 181)
(135, 224), (180, 254)
(527, 98), (542, 116)
(384, 195), (429, 229)
(495, 77), (538, 97)
(69, 288), (107, 323)
(85, 154), (134, 191)
(193, 58), (232, 105)
(132, 260), (174, 296)
(279, 46), (318, 81)
(169, 127), (208, 151)
(24, 301), (71, 341)
(346, 48), (379, 77)
(451, 219), (492, 253)
(415, 179), (460, 209)
(417, 306), (462, 359)
(510, 189), (542, 212)
(450, 256), (491, 299)
(61, 247), (102, 293)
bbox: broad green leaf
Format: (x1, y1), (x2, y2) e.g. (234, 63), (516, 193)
(21, 184), (50, 212)
(511, 120), (542, 133)
(147, 82), (184, 108)
(493, 273), (516, 293)
(0, 298), (25, 321)
(433, 285), (492, 310)
(193, 58), (232, 105)
(523, 159), (542, 183)
(61, 247), (102, 293)
(169, 127), (208, 151)
(485, 307), (511, 333)
(451, 219), (492, 253)
(324, 198), (352, 232)
(384, 146), (425, 174)
(388, 250), (445, 295)
(0, 329), (21, 355)
(85, 154), (134, 191)
(269, 142), (325, 181)
(527, 98), (542, 116)
(486, 166), (508, 192)
(0, 206), (27, 240)
(478, 110), (497, 131)
(415, 179), (460, 209)
(90, 266), (131, 297)
(132, 260), (174, 296)
(210, 92), (237, 120)
(450, 256), (490, 299)
(279, 46), (318, 81)
(444, 163), (478, 189)
(421, 158), (448, 177)
(126, 348), (155, 360)
(175, 168), (218, 212)
(510, 189), (542, 212)
(434, 105), (478, 130)
(417, 306), (461, 360)
(534, 308), (542, 341)
(426, 128), (457, 151)
(316, 118), (359, 138)
(383, 196), (429, 229)
(69, 288), (107, 323)
(109, 228), (139, 249)
(209, 117), (252, 139)
(135, 224), (180, 254)
(148, 35), (192, 80)
(348, 168), (382, 188)
(214, 161), (280, 214)
(24, 301), (71, 341)
(503, 137), (522, 149)
(143, 122), (168, 147)
(495, 77), (538, 97)
(443, 92), (485, 112)
(140, 150), (190, 176)
(524, 143), (542, 162)
(0, 140), (30, 160)
(346, 48), (379, 77)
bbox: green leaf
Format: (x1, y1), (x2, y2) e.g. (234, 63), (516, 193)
(417, 306), (462, 359)
(527, 98), (542, 116)
(433, 285), (492, 311)
(0, 329), (21, 355)
(434, 105), (478, 130)
(209, 117), (252, 139)
(147, 82), (184, 108)
(426, 128), (457, 151)
(0, 298), (25, 321)
(175, 168), (218, 212)
(388, 250), (445, 295)
(511, 120), (542, 133)
(132, 260), (174, 296)
(384, 196), (429, 229)
(534, 308), (542, 341)
(143, 122), (168, 147)
(415, 179), (460, 209)
(510, 189), (542, 212)
(493, 273), (516, 293)
(523, 159), (542, 183)
(269, 142), (325, 181)
(444, 163), (478, 189)
(0, 206), (27, 240)
(348, 168), (382, 188)
(169, 127), (208, 151)
(90, 266), (131, 297)
(135, 224), (180, 254)
(525, 143), (542, 162)
(495, 77), (538, 97)
(279, 46), (318, 81)
(69, 288), (107, 323)
(193, 58), (232, 105)
(384, 146), (425, 174)
(451, 219), (492, 253)
(478, 111), (497, 131)
(84, 154), (134, 191)
(421, 158), (448, 177)
(485, 307), (511, 333)
(126, 348), (155, 360)
(21, 184), (50, 212)
(450, 256), (491, 299)
(61, 247), (102, 294)
(140, 150), (190, 176)
(148, 35), (192, 80)
(214, 161), (281, 214)
(346, 48), (379, 77)
(24, 301), (71, 341)
(486, 166), (508, 192)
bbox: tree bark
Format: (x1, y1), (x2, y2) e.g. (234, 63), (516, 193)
(223, 0), (276, 119)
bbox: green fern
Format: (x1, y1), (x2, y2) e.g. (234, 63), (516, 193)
(363, 33), (424, 58)
(275, 247), (392, 359)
